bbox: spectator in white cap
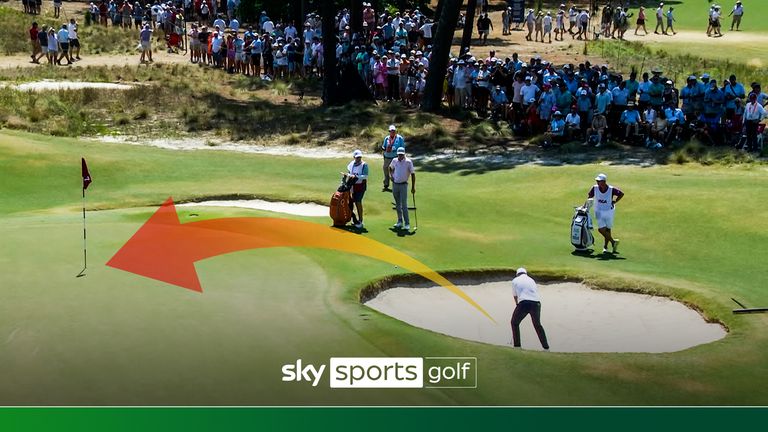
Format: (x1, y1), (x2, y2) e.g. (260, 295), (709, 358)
(389, 147), (416, 231)
(587, 173), (624, 254)
(510, 268), (549, 350)
(346, 150), (369, 229)
(381, 124), (405, 191)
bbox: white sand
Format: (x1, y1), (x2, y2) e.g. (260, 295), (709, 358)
(177, 199), (327, 217)
(366, 281), (726, 353)
(93, 136), (363, 159)
(12, 80), (134, 91)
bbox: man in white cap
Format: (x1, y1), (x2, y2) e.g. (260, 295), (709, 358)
(587, 173), (624, 253)
(654, 2), (665, 34)
(381, 124), (405, 191)
(389, 147), (416, 231)
(729, 1), (744, 31)
(346, 149), (369, 229)
(510, 268), (549, 350)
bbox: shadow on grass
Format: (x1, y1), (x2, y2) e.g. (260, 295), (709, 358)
(389, 227), (416, 237)
(571, 250), (627, 261)
(196, 91), (380, 140)
(451, 37), (512, 48)
(417, 143), (663, 175)
(334, 225), (369, 235)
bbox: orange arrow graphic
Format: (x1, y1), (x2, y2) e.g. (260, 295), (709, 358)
(107, 198), (493, 320)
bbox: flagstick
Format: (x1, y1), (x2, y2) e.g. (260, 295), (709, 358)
(77, 187), (87, 277)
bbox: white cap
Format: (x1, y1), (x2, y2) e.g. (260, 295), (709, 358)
(388, 124), (397, 131)
(396, 147), (406, 154)
(595, 173), (607, 181)
(516, 267), (527, 275)
(353, 149), (363, 158)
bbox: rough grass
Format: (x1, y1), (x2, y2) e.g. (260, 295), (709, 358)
(0, 63), (505, 152)
(1, 6), (141, 55)
(593, 39), (766, 87)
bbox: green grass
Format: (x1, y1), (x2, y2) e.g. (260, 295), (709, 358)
(651, 0), (768, 33)
(586, 1), (768, 66)
(1, 129), (767, 405)
(646, 37), (768, 69)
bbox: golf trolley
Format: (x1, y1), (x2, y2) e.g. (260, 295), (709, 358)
(571, 198), (594, 251)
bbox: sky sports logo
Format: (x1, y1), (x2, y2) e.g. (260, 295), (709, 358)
(281, 357), (477, 389)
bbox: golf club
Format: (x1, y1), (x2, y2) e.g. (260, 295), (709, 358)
(412, 190), (418, 231)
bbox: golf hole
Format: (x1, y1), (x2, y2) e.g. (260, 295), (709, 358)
(363, 274), (726, 353)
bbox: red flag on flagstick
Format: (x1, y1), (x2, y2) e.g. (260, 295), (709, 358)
(82, 158), (92, 190)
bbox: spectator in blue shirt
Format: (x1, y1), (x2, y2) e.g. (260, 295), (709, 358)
(576, 86), (593, 130)
(538, 83), (557, 122)
(679, 76), (702, 117)
(723, 74), (746, 119)
(620, 102), (641, 141)
(491, 85), (509, 119)
(596, 84), (613, 115)
(704, 80), (725, 118)
(543, 111), (566, 146)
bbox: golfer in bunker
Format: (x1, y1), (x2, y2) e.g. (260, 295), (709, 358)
(510, 268), (549, 350)
(588, 173), (624, 254)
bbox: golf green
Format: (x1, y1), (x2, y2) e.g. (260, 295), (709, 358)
(0, 130), (766, 405)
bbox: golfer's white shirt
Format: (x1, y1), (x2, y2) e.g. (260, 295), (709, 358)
(389, 157), (414, 183)
(513, 275), (540, 302)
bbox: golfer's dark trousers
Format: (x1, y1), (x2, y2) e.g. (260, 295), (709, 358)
(511, 300), (549, 349)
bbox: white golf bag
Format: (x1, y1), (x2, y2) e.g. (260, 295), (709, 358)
(571, 199), (594, 251)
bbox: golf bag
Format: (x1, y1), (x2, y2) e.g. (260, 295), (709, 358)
(570, 201), (594, 250)
(329, 175), (356, 227)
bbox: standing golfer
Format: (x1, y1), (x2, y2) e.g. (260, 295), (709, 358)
(510, 268), (549, 351)
(381, 124), (405, 192)
(347, 149), (368, 229)
(729, 1), (744, 31)
(389, 147), (415, 231)
(588, 173), (624, 254)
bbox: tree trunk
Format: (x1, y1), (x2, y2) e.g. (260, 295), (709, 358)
(300, 0), (307, 37)
(421, 0), (464, 112)
(321, 0), (341, 106)
(460, 0), (477, 57)
(350, 0), (363, 35)
(434, 0), (444, 20)
(291, 0), (303, 37)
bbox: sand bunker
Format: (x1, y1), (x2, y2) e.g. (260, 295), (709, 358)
(12, 80), (134, 91)
(366, 280), (726, 353)
(177, 199), (327, 217)
(94, 136), (362, 159)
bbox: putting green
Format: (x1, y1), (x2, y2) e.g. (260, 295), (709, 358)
(0, 130), (767, 405)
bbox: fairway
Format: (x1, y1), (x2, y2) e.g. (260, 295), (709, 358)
(654, 0), (768, 33)
(1, 130), (767, 405)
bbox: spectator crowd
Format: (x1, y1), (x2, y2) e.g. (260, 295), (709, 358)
(20, 0), (767, 151)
